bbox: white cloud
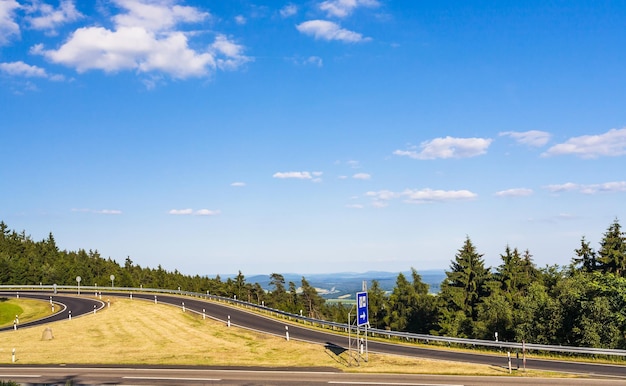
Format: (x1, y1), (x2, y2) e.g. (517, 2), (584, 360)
(400, 188), (477, 203)
(296, 20), (368, 43)
(279, 4), (298, 18)
(112, 0), (209, 32)
(234, 15), (246, 25)
(273, 171), (313, 179)
(495, 188), (533, 197)
(32, 0), (250, 80)
(211, 34), (251, 71)
(499, 130), (551, 147)
(24, 0), (83, 33)
(545, 181), (626, 195)
(542, 128), (626, 158)
(346, 204), (364, 209)
(272, 171), (322, 182)
(0, 0), (20, 45)
(0, 61), (47, 77)
(394, 136), (492, 160)
(96, 209), (123, 215)
(366, 188), (477, 205)
(319, 0), (380, 18)
(231, 182), (246, 187)
(169, 208), (194, 215)
(196, 209), (220, 216)
(71, 208), (122, 215)
(169, 208), (219, 216)
(353, 173), (371, 180)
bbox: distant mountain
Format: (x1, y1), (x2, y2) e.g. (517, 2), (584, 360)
(245, 270), (445, 300)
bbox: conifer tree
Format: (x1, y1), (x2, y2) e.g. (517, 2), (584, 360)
(597, 219), (626, 276)
(438, 236), (490, 336)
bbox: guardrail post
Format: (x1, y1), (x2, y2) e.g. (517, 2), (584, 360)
(69, 310), (72, 320)
(182, 302), (185, 312)
(227, 315), (230, 327)
(203, 309), (205, 320)
(285, 326), (289, 341)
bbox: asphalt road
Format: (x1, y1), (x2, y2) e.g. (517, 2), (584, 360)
(3, 290), (626, 381)
(119, 292), (626, 378)
(1, 365), (626, 385)
(0, 291), (104, 332)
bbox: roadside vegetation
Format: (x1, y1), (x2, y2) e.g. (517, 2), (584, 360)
(1, 218), (625, 351)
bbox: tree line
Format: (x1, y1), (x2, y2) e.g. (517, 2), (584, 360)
(1, 219), (625, 348)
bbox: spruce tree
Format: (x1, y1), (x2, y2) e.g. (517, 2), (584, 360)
(438, 236), (490, 336)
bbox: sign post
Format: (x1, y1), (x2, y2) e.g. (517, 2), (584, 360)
(356, 291), (369, 363)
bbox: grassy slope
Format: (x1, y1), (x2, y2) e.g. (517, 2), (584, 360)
(0, 298), (54, 327)
(0, 297), (551, 376)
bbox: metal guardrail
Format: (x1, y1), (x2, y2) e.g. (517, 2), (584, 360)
(3, 284), (626, 357)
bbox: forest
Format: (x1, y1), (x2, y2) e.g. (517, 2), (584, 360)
(1, 219), (625, 349)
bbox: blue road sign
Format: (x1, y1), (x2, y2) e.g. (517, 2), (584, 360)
(357, 291), (368, 326)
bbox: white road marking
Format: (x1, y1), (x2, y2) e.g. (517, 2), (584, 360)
(123, 376), (221, 381)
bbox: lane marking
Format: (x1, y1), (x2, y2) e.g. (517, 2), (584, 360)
(123, 376), (221, 381)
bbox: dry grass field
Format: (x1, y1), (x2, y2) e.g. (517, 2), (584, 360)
(0, 297), (558, 377)
(0, 298), (55, 327)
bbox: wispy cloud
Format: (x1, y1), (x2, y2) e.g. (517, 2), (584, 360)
(366, 188), (477, 205)
(0, 61), (65, 81)
(499, 130), (551, 147)
(273, 171), (323, 181)
(353, 173), (371, 180)
(319, 0), (380, 18)
(279, 4), (298, 18)
(230, 182), (246, 187)
(296, 20), (369, 43)
(24, 0), (83, 34)
(542, 128), (626, 158)
(544, 181), (626, 195)
(169, 208), (220, 216)
(0, 0), (20, 46)
(495, 188), (533, 197)
(394, 136), (492, 160)
(72, 208), (122, 215)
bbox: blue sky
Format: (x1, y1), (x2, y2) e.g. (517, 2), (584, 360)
(2, 0), (626, 276)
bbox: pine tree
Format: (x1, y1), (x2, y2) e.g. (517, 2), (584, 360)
(438, 236), (490, 336)
(572, 236), (598, 272)
(597, 219), (626, 276)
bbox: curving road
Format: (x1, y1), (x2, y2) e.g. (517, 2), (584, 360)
(0, 291), (105, 332)
(4, 290), (626, 379)
(109, 292), (626, 378)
